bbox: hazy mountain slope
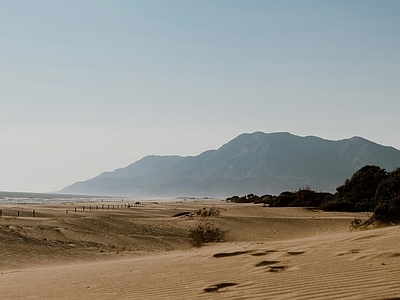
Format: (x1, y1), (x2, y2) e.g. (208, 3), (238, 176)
(60, 132), (400, 197)
(98, 155), (184, 179)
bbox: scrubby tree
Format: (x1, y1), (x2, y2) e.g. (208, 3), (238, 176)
(373, 168), (400, 223)
(334, 165), (388, 212)
(227, 165), (400, 225)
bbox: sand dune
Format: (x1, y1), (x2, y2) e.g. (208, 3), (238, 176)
(1, 200), (399, 299)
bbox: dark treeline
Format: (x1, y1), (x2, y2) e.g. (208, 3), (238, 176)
(227, 165), (400, 224)
(227, 190), (332, 208)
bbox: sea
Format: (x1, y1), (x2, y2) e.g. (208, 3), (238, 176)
(0, 191), (126, 204)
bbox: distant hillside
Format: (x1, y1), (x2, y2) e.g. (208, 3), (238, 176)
(60, 132), (400, 198)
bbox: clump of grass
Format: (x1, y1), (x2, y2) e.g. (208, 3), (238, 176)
(349, 216), (379, 231)
(187, 206), (227, 247)
(195, 206), (220, 219)
(349, 217), (364, 231)
(188, 221), (227, 247)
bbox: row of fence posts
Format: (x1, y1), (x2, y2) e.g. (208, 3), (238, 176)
(78, 203), (134, 213)
(0, 209), (35, 217)
(0, 203), (140, 217)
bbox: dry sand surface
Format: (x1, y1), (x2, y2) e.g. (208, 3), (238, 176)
(1, 199), (400, 299)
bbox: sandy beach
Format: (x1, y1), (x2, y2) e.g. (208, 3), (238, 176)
(1, 199), (399, 299)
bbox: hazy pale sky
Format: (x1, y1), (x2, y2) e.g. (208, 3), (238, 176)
(1, 0), (399, 193)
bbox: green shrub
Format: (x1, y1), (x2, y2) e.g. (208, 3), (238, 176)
(373, 195), (400, 224)
(354, 198), (375, 212)
(227, 194), (265, 203)
(319, 199), (356, 212)
(269, 190), (332, 208)
(373, 168), (400, 223)
(336, 165), (388, 208)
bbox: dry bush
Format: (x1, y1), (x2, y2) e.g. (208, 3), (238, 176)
(188, 221), (227, 247)
(195, 206), (220, 219)
(349, 217), (364, 231)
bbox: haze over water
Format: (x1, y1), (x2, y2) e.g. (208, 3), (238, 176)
(0, 191), (123, 204)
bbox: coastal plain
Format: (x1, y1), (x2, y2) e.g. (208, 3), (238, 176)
(1, 199), (400, 299)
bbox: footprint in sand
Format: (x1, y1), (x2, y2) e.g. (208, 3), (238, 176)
(251, 252), (268, 257)
(204, 283), (237, 293)
(375, 252), (400, 259)
(268, 265), (286, 272)
(287, 251), (305, 256)
(335, 249), (360, 257)
(255, 260), (286, 272)
(213, 250), (251, 258)
(251, 250), (277, 256)
(255, 260), (280, 267)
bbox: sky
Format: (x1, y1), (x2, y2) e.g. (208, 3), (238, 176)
(1, 0), (399, 193)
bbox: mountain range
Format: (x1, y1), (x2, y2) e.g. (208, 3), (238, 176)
(60, 132), (400, 198)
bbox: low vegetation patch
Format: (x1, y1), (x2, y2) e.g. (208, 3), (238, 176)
(227, 189), (333, 208)
(188, 221), (227, 247)
(227, 165), (400, 228)
(195, 206), (220, 219)
(349, 217), (365, 231)
(187, 206), (226, 247)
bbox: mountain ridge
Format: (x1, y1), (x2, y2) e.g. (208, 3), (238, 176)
(60, 132), (400, 198)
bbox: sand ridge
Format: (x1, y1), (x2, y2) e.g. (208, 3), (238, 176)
(0, 200), (399, 299)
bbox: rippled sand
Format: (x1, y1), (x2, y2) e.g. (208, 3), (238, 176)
(1, 200), (399, 299)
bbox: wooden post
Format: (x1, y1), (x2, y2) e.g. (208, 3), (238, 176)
(102, 205), (104, 210)
(0, 209), (2, 216)
(18, 211), (20, 217)
(32, 210), (35, 218)
(90, 205), (92, 210)
(75, 207), (77, 212)
(66, 210), (68, 214)
(113, 205), (114, 210)
(83, 206), (85, 211)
